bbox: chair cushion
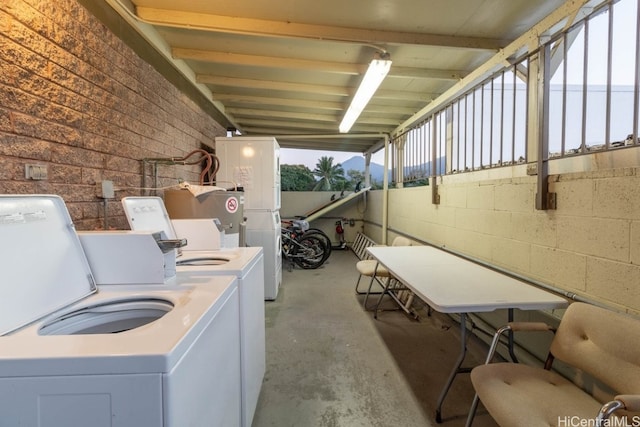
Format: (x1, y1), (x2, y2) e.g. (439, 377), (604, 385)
(356, 259), (390, 277)
(550, 302), (640, 394)
(471, 362), (602, 427)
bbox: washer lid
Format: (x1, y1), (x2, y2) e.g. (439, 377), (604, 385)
(121, 196), (176, 238)
(0, 195), (96, 335)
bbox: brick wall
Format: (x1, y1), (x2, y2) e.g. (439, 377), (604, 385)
(0, 0), (226, 230)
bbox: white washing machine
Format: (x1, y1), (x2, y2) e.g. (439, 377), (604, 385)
(122, 196), (266, 427)
(0, 195), (241, 427)
(244, 209), (282, 301)
(176, 248), (265, 427)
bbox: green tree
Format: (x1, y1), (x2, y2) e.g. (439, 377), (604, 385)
(312, 156), (345, 191)
(345, 169), (365, 191)
(281, 164), (315, 191)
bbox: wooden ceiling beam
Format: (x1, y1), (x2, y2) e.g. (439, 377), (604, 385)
(137, 6), (506, 50)
(174, 47), (464, 80)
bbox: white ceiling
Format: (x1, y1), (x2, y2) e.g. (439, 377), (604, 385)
(103, 0), (594, 153)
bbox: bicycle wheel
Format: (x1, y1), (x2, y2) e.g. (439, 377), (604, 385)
(292, 234), (328, 269)
(303, 229), (332, 263)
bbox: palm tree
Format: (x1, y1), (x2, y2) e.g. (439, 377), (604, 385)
(312, 156), (345, 191)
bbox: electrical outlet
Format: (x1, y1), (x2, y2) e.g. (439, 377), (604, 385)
(25, 164), (48, 180)
(96, 180), (115, 198)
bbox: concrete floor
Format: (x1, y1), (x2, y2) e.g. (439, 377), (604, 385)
(253, 249), (499, 427)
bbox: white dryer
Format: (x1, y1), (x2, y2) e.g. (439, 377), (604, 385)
(122, 196), (266, 427)
(0, 195), (241, 427)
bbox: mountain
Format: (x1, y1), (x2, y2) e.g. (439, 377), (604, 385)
(338, 156), (385, 183)
(338, 155), (447, 184)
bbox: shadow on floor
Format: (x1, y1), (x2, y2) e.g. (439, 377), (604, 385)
(253, 249), (497, 427)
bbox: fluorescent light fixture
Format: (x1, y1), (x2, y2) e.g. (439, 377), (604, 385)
(339, 54), (392, 133)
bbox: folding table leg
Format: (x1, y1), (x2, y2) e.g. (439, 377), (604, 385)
(436, 313), (470, 423)
(372, 277), (393, 319)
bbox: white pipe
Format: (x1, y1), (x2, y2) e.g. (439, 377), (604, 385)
(364, 151), (372, 188)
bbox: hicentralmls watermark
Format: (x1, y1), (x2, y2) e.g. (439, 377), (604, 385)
(558, 416), (640, 427)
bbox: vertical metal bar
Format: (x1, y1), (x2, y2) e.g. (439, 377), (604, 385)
(581, 19), (589, 154)
(424, 121), (429, 179)
(416, 127), (419, 177)
(463, 97), (467, 171)
(417, 126), (420, 178)
(406, 132), (410, 184)
(142, 159), (148, 196)
(390, 137), (396, 184)
(416, 124), (420, 179)
(443, 110), (447, 174)
(462, 96), (466, 170)
(396, 137), (400, 184)
(437, 112), (449, 175)
(416, 125), (420, 179)
(524, 58), (530, 162)
(410, 128), (414, 181)
(103, 199), (108, 230)
(419, 124), (423, 178)
(432, 113), (440, 204)
(605, 4), (613, 148)
(153, 162), (159, 196)
(409, 131), (412, 181)
(512, 66), (517, 164)
(460, 100), (464, 172)
(438, 112), (442, 176)
(425, 121), (429, 177)
(411, 130), (414, 181)
(382, 135), (389, 244)
(480, 84), (485, 169)
(454, 102), (458, 171)
(489, 78), (494, 167)
(463, 95), (468, 171)
(421, 122), (425, 178)
(500, 72), (505, 165)
(536, 45), (552, 210)
(456, 101), (461, 172)
(634, 0), (640, 145)
(471, 90), (476, 170)
(562, 33), (568, 156)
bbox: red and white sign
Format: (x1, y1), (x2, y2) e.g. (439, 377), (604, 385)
(226, 196), (239, 213)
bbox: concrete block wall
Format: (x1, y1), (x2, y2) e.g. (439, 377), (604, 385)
(0, 0), (225, 230)
(364, 160), (640, 314)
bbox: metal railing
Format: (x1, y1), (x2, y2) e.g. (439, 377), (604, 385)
(391, 0), (640, 186)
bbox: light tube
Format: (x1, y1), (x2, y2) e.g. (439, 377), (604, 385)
(339, 57), (392, 133)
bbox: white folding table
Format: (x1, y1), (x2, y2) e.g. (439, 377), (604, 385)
(367, 245), (568, 423)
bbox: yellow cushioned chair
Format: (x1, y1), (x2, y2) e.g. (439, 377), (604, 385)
(354, 236), (412, 309)
(466, 302), (640, 427)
